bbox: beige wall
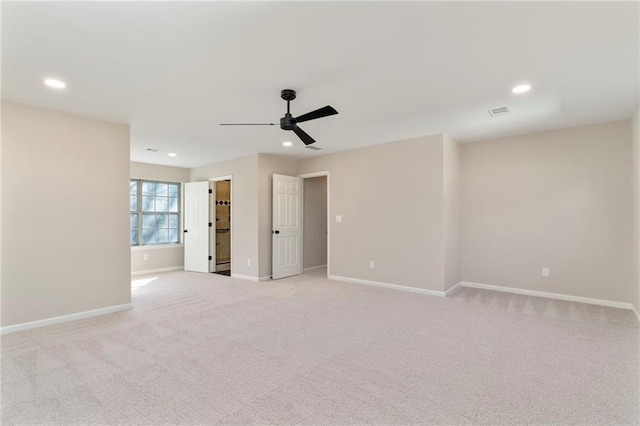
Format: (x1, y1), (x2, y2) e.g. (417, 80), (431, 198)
(443, 135), (461, 291)
(257, 154), (298, 278)
(1, 102), (131, 327)
(632, 108), (640, 312)
(191, 154), (259, 278)
(303, 176), (328, 269)
(461, 120), (635, 303)
(298, 135), (447, 292)
(131, 245), (185, 275)
(131, 161), (190, 183)
(130, 161), (190, 274)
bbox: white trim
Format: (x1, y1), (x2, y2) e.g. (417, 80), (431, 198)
(131, 266), (183, 276)
(231, 274), (271, 282)
(131, 244), (184, 252)
(444, 281), (463, 296)
(631, 306), (640, 324)
(299, 171), (329, 179)
(304, 264), (327, 272)
(328, 274), (445, 298)
(231, 273), (257, 281)
(209, 175), (233, 182)
(1, 303), (133, 335)
(460, 281), (636, 311)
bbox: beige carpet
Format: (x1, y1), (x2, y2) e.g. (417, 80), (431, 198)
(2, 268), (639, 425)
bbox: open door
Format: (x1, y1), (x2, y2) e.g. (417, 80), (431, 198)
(184, 181), (210, 272)
(272, 174), (302, 280)
(213, 178), (232, 275)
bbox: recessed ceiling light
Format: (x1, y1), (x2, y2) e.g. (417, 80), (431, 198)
(512, 84), (531, 94)
(282, 141), (293, 147)
(44, 78), (66, 89)
(168, 153), (177, 157)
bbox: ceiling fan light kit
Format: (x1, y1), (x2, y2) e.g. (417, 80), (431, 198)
(220, 89), (338, 146)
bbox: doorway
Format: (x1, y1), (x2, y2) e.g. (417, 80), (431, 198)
(301, 173), (329, 275)
(212, 177), (232, 276)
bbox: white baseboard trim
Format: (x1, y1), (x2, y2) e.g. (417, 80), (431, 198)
(231, 273), (271, 282)
(303, 264), (327, 272)
(444, 281), (463, 297)
(632, 306), (640, 323)
(231, 273), (258, 281)
(460, 281), (636, 311)
(328, 274), (445, 298)
(1, 303), (133, 335)
(131, 266), (183, 276)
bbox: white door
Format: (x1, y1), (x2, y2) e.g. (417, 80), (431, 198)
(209, 182), (216, 273)
(184, 181), (210, 273)
(272, 174), (303, 279)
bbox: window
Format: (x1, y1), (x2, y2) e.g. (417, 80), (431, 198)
(130, 179), (180, 245)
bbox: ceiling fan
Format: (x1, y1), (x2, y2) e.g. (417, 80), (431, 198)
(219, 89), (338, 146)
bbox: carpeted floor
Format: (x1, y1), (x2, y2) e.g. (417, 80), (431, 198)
(2, 268), (639, 425)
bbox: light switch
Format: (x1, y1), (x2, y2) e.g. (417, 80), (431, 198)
(336, 215), (342, 222)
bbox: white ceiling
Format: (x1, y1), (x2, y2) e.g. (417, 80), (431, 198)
(3, 1), (638, 168)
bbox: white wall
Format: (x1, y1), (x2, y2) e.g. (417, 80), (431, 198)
(443, 135), (461, 291)
(131, 161), (190, 183)
(130, 161), (190, 274)
(461, 120), (635, 304)
(303, 176), (328, 269)
(298, 135), (448, 292)
(191, 154), (259, 278)
(632, 108), (640, 313)
(1, 102), (131, 327)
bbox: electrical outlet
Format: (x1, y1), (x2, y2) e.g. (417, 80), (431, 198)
(369, 260), (375, 269)
(247, 259), (251, 266)
(542, 267), (549, 277)
(143, 254), (149, 261)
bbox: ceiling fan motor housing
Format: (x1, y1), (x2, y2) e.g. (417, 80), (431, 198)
(280, 113), (297, 130)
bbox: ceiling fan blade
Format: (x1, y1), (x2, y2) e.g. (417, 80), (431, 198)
(294, 106), (338, 123)
(293, 126), (316, 145)
(219, 123), (275, 126)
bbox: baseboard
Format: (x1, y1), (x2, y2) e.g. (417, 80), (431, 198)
(1, 303), (133, 335)
(230, 273), (266, 282)
(231, 273), (257, 281)
(304, 264), (327, 272)
(328, 274), (445, 298)
(444, 281), (463, 296)
(258, 275), (272, 282)
(460, 281), (636, 311)
(632, 306), (640, 324)
(131, 266), (183, 276)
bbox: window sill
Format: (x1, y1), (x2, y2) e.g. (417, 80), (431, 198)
(131, 244), (184, 251)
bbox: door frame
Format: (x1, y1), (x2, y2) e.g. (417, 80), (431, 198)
(210, 175), (233, 273)
(298, 171), (330, 276)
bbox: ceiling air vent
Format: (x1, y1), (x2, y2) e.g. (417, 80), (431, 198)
(305, 146), (322, 151)
(488, 106), (511, 117)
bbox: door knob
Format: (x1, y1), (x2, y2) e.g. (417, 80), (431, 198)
(273, 230), (280, 234)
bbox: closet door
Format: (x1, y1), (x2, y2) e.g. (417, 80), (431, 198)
(272, 174), (302, 279)
(184, 181), (210, 273)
